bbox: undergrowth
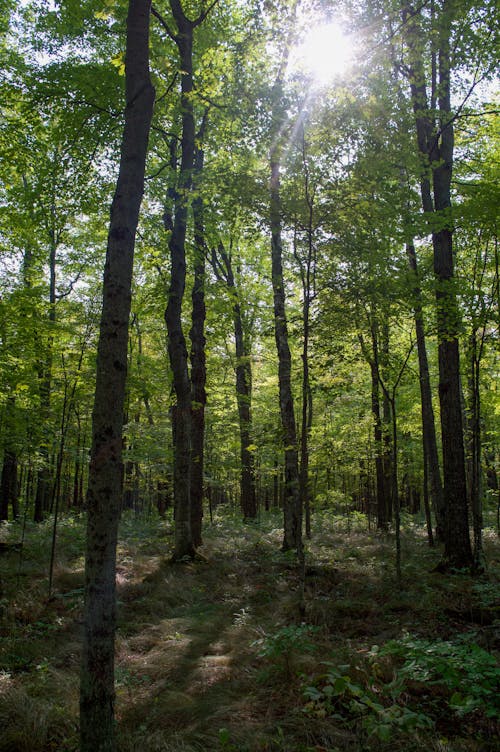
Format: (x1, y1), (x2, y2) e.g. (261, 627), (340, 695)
(0, 510), (498, 751)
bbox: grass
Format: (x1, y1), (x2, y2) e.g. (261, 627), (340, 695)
(0, 509), (499, 751)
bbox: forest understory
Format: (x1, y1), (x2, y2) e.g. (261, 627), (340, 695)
(0, 511), (498, 752)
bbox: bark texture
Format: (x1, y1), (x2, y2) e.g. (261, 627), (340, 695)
(402, 1), (472, 568)
(271, 155), (301, 550)
(189, 117), (208, 547)
(164, 0), (196, 560)
(80, 2), (154, 749)
(406, 241), (445, 539)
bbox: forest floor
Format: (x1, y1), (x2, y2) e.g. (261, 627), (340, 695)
(0, 509), (499, 752)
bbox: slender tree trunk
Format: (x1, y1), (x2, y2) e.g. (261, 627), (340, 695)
(468, 330), (484, 570)
(369, 322), (388, 531)
(163, 0), (196, 560)
(390, 395), (402, 586)
(0, 450), (18, 521)
(406, 241), (445, 539)
(294, 139), (315, 540)
(422, 450), (435, 545)
(271, 154), (301, 550)
(34, 228), (58, 521)
(79, 3), (154, 750)
(380, 323), (393, 522)
(211, 242), (257, 520)
(189, 116), (208, 546)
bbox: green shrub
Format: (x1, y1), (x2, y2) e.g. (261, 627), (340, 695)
(371, 634), (500, 719)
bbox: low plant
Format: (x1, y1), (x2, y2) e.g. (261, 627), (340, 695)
(372, 634), (500, 720)
(252, 623), (319, 677)
(303, 663), (432, 742)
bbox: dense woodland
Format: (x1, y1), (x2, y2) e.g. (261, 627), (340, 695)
(0, 0), (499, 751)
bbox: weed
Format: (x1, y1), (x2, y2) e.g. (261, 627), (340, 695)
(372, 634), (500, 720)
(253, 623), (319, 678)
(303, 663), (433, 741)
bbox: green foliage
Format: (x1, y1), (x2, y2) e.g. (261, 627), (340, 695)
(303, 663), (433, 741)
(372, 634), (500, 720)
(254, 623), (318, 659)
(253, 623), (319, 678)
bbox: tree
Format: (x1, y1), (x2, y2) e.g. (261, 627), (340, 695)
(80, 2), (155, 749)
(268, 0), (301, 552)
(400, 0), (473, 568)
(210, 239), (258, 520)
(153, 0), (218, 559)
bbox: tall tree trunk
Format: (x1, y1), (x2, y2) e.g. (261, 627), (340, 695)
(406, 241), (445, 539)
(294, 134), (316, 539)
(162, 0), (196, 560)
(80, 3), (154, 750)
(189, 114), (208, 546)
(467, 330), (484, 570)
(380, 323), (393, 522)
(270, 153), (301, 550)
(34, 225), (57, 521)
(211, 242), (257, 520)
(369, 322), (388, 531)
(402, 1), (472, 568)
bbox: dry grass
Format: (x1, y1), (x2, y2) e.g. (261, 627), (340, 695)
(0, 511), (498, 751)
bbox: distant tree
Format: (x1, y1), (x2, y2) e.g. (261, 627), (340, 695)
(210, 239), (257, 520)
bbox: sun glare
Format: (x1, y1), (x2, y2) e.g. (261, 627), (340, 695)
(293, 21), (354, 86)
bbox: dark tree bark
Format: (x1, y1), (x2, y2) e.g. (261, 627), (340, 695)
(380, 323), (393, 522)
(163, 3), (195, 559)
(0, 395), (18, 521)
(79, 2), (154, 750)
(271, 153), (301, 550)
(266, 4), (301, 551)
(189, 113), (209, 546)
(368, 321), (389, 531)
(406, 241), (445, 539)
(0, 450), (18, 521)
(467, 329), (485, 570)
(155, 0), (216, 559)
(402, 1), (472, 569)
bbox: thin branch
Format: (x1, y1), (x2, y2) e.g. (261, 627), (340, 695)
(151, 5), (177, 40)
(55, 269), (83, 301)
(193, 0), (220, 28)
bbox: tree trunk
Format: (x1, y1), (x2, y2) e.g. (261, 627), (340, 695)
(467, 330), (484, 570)
(270, 154), (301, 550)
(380, 323), (393, 522)
(0, 450), (18, 521)
(164, 0), (196, 560)
(406, 241), (445, 539)
(369, 323), (388, 531)
(294, 137), (315, 540)
(189, 116), (208, 546)
(79, 2), (154, 750)
(402, 1), (472, 569)
(211, 242), (257, 520)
